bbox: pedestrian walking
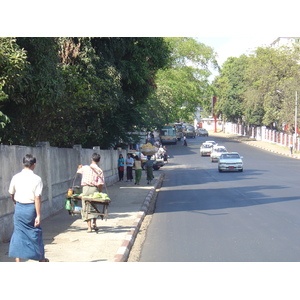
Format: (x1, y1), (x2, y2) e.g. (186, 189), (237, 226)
(134, 156), (142, 185)
(144, 156), (154, 184)
(8, 154), (49, 262)
(126, 153), (134, 182)
(77, 153), (104, 233)
(183, 135), (187, 146)
(118, 154), (124, 181)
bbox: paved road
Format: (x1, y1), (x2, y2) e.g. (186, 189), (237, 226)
(139, 135), (300, 261)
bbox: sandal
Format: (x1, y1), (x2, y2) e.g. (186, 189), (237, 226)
(92, 225), (99, 231)
(39, 258), (50, 262)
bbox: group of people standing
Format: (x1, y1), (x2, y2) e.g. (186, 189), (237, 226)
(117, 153), (154, 185)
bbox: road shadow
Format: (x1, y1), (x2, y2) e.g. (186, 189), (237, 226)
(155, 184), (299, 213)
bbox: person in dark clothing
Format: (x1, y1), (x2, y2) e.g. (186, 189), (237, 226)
(126, 153), (134, 182)
(144, 156), (154, 184)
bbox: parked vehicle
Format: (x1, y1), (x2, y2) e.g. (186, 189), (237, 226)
(184, 127), (196, 138)
(210, 146), (227, 162)
(218, 152), (243, 172)
(196, 128), (209, 136)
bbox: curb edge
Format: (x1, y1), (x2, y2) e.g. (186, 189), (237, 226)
(113, 173), (164, 262)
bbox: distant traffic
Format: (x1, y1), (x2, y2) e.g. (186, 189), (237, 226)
(199, 138), (244, 172)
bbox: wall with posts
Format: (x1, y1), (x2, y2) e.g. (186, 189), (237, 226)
(224, 122), (300, 151)
(0, 142), (127, 243)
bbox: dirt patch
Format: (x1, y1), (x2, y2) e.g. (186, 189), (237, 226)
(127, 214), (153, 262)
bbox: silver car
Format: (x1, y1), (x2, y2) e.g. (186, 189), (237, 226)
(196, 128), (209, 136)
(210, 146), (227, 162)
(218, 152), (243, 172)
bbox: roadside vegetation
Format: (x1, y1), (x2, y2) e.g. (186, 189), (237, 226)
(213, 44), (300, 135)
(0, 37), (217, 148)
(2, 37), (297, 149)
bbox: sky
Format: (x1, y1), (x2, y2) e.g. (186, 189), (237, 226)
(196, 37), (278, 67)
(1, 0), (296, 37)
(195, 36), (279, 80)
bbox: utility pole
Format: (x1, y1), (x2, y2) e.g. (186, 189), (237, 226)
(294, 91), (298, 148)
(212, 96), (217, 133)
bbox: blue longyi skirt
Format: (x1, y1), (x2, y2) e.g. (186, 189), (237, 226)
(9, 202), (45, 261)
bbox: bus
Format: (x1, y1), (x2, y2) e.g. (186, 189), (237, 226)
(160, 125), (177, 145)
(167, 122), (183, 141)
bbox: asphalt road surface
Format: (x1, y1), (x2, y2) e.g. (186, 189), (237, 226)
(139, 135), (300, 261)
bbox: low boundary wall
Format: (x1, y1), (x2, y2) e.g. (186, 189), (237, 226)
(0, 142), (127, 242)
(224, 122), (300, 151)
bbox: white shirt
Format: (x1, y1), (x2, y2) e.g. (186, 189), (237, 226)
(126, 157), (134, 167)
(8, 169), (43, 204)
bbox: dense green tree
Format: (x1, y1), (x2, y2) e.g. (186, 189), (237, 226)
(1, 37), (219, 148)
(214, 55), (250, 123)
(1, 37), (64, 145)
(0, 37), (28, 124)
(154, 37), (218, 124)
(0, 37), (171, 148)
(0, 37), (29, 141)
(89, 37), (171, 146)
(214, 45), (300, 132)
(0, 83), (9, 131)
(244, 46), (300, 130)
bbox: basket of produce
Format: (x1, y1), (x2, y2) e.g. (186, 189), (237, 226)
(81, 192), (111, 202)
(141, 143), (158, 156)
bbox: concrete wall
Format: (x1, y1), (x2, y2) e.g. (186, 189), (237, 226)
(0, 142), (127, 242)
(224, 122), (300, 151)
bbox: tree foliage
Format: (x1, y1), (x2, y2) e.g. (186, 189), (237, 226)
(0, 37), (29, 139)
(213, 44), (300, 133)
(214, 55), (249, 123)
(0, 37), (218, 147)
(0, 37), (171, 148)
(154, 37), (218, 124)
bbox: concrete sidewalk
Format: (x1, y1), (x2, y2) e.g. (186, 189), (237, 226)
(0, 172), (163, 262)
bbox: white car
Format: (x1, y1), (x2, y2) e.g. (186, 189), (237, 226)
(218, 152), (243, 172)
(205, 140), (218, 146)
(210, 146), (227, 162)
(200, 142), (214, 156)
